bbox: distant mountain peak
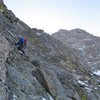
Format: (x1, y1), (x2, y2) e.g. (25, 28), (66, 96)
(52, 28), (100, 71)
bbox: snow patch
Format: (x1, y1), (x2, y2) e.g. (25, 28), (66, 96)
(13, 94), (17, 100)
(78, 80), (88, 87)
(48, 93), (54, 100)
(93, 70), (100, 76)
(78, 46), (85, 51)
(94, 87), (97, 90)
(36, 32), (43, 36)
(42, 97), (46, 100)
(41, 93), (54, 100)
(87, 62), (91, 64)
(78, 48), (84, 51)
(78, 80), (92, 92)
(84, 87), (92, 92)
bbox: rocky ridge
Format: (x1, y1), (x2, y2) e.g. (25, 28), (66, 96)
(52, 29), (100, 71)
(0, 1), (100, 100)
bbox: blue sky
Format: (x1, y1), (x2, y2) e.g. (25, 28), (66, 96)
(4, 0), (100, 36)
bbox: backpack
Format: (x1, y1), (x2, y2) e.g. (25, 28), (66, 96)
(24, 37), (27, 47)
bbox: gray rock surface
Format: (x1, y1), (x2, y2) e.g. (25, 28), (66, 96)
(53, 29), (100, 99)
(52, 29), (100, 70)
(0, 32), (10, 100)
(0, 1), (100, 100)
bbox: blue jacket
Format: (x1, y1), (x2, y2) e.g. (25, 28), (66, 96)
(15, 37), (24, 46)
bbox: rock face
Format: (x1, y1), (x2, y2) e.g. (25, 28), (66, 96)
(53, 29), (100, 99)
(0, 1), (100, 100)
(52, 29), (100, 71)
(0, 33), (10, 100)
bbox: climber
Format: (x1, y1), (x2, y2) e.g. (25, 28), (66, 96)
(15, 35), (25, 54)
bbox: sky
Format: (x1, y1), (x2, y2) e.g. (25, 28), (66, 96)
(4, 0), (100, 36)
